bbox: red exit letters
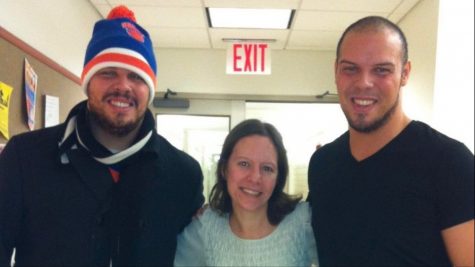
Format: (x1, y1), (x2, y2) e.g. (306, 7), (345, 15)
(227, 43), (271, 75)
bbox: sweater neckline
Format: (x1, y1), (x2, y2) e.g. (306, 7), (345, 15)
(224, 213), (282, 242)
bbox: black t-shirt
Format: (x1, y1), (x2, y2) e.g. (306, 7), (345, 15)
(308, 121), (474, 266)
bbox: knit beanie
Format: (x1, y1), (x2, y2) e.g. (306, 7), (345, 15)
(81, 5), (157, 105)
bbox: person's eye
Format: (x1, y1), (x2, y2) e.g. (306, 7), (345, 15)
(262, 165), (275, 174)
(98, 70), (115, 77)
(238, 161), (249, 168)
(374, 67), (391, 75)
(129, 73), (145, 82)
(341, 65), (357, 74)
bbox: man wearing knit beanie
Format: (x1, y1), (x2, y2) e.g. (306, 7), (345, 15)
(0, 6), (204, 266)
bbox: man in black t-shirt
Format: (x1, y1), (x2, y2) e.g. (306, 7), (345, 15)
(307, 16), (474, 266)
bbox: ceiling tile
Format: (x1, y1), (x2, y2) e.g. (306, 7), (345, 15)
(88, 0), (420, 51)
(204, 0), (300, 9)
(293, 10), (386, 31)
(132, 6), (207, 28)
(209, 29), (288, 49)
(89, 0), (108, 4)
(107, 0), (203, 7)
(93, 4), (112, 17)
(288, 30), (340, 50)
(150, 28), (210, 48)
(300, 0), (402, 12)
(389, 0), (421, 22)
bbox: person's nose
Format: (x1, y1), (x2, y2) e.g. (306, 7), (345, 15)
(355, 71), (374, 89)
(115, 73), (132, 92)
(248, 165), (262, 183)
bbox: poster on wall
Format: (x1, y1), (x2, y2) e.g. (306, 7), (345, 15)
(0, 81), (13, 140)
(44, 94), (59, 127)
(24, 58), (38, 131)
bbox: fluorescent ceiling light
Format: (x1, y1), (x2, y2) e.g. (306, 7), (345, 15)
(207, 8), (293, 29)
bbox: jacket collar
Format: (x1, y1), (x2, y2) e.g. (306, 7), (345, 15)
(57, 100), (156, 165)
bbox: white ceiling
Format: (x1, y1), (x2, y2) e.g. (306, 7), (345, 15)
(89, 0), (420, 51)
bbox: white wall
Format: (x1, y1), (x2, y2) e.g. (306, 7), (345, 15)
(400, 0), (474, 152)
(432, 0), (474, 152)
(399, 0), (439, 124)
(0, 0), (100, 76)
(155, 48), (335, 96)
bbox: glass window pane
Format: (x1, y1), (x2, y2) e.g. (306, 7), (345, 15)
(156, 114), (230, 202)
(245, 102), (347, 198)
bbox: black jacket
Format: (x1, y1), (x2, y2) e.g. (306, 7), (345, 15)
(0, 123), (204, 266)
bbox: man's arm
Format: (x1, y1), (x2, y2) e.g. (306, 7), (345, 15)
(442, 219), (474, 267)
(0, 139), (22, 266)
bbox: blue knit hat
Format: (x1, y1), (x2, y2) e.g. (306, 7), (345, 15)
(81, 5), (157, 105)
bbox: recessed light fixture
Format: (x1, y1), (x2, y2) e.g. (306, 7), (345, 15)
(221, 38), (277, 43)
(207, 7), (294, 30)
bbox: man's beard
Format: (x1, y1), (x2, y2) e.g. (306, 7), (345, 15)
(346, 96), (399, 133)
(88, 107), (144, 137)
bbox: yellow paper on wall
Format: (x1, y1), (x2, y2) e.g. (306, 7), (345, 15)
(0, 81), (13, 139)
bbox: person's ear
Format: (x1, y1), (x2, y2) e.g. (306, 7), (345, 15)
(334, 60), (339, 82)
(401, 61), (411, 86)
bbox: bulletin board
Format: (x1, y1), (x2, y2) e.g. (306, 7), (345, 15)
(0, 26), (86, 144)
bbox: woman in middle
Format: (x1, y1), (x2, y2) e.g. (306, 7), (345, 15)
(174, 119), (318, 266)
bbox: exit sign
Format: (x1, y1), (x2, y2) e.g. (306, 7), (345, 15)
(226, 42), (271, 75)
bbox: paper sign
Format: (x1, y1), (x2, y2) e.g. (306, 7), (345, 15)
(44, 95), (59, 127)
(24, 58), (38, 131)
(0, 81), (13, 139)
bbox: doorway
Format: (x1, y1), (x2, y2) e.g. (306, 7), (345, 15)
(156, 114), (230, 201)
(154, 100), (347, 201)
(245, 102), (347, 198)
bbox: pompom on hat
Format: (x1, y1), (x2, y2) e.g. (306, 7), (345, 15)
(81, 5), (157, 105)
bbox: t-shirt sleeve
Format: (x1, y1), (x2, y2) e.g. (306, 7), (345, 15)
(174, 215), (206, 266)
(436, 143), (474, 230)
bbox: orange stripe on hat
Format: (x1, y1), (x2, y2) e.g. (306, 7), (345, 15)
(81, 52), (156, 85)
(81, 52), (156, 105)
